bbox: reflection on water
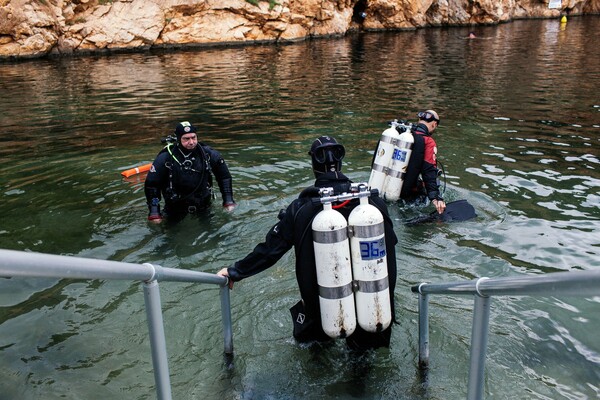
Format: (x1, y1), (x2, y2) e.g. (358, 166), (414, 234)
(1, 16), (599, 399)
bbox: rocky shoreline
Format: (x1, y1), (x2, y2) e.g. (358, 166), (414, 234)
(1, 0), (599, 61)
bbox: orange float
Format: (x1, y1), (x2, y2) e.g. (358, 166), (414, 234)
(121, 163), (152, 178)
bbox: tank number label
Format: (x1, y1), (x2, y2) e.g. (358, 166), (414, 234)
(359, 238), (386, 260)
(392, 149), (407, 162)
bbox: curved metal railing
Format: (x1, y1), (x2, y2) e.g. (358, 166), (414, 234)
(0, 249), (233, 400)
(411, 269), (600, 400)
(4, 247), (597, 399)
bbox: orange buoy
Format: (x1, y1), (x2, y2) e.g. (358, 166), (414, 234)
(121, 163), (152, 178)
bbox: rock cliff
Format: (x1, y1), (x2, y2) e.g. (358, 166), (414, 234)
(1, 0), (598, 59)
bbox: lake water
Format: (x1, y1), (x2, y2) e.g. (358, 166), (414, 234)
(0, 16), (599, 400)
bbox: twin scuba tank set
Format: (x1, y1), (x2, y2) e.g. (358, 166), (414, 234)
(368, 119), (414, 202)
(310, 119), (415, 338)
(312, 183), (392, 339)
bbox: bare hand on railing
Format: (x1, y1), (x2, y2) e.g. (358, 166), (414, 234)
(217, 267), (234, 289)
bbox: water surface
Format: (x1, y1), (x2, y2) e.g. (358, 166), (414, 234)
(0, 17), (599, 399)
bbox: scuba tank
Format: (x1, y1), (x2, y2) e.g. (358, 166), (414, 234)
(368, 120), (414, 201)
(312, 184), (392, 338)
(347, 184), (391, 332)
(382, 123), (414, 201)
(368, 124), (400, 194)
(312, 188), (357, 339)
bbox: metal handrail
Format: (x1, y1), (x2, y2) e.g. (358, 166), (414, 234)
(0, 249), (234, 400)
(411, 269), (600, 400)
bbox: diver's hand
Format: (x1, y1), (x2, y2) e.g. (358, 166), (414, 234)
(148, 200), (162, 223)
(223, 202), (237, 212)
(148, 215), (163, 223)
(432, 199), (446, 214)
(217, 267), (234, 289)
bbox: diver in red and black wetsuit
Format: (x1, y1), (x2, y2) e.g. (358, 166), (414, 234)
(400, 110), (446, 215)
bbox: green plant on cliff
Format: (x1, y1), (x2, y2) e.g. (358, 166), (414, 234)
(245, 0), (279, 10)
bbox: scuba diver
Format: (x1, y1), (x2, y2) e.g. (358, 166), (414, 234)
(217, 136), (398, 351)
(144, 121), (236, 224)
(370, 110), (477, 224)
(400, 110), (446, 214)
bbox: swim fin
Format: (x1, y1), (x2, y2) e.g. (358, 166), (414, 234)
(405, 199), (477, 225)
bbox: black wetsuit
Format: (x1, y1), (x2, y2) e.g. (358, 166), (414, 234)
(144, 143), (234, 222)
(227, 171), (398, 350)
(400, 123), (442, 202)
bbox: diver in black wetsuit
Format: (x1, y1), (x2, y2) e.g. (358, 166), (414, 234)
(218, 136), (397, 350)
(144, 121), (236, 224)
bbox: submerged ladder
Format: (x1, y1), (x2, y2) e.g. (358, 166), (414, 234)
(412, 269), (600, 400)
(0, 249), (233, 400)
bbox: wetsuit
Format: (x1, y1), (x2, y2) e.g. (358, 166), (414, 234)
(144, 142), (234, 222)
(400, 123), (442, 202)
(226, 171), (398, 350)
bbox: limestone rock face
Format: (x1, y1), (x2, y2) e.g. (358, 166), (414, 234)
(0, 0), (597, 59)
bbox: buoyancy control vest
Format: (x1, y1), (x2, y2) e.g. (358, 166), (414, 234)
(162, 143), (213, 205)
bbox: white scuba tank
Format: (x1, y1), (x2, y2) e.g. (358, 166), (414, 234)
(312, 201), (357, 339)
(368, 125), (401, 194)
(382, 127), (414, 201)
(348, 195), (392, 333)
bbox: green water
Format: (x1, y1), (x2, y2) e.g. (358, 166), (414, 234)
(0, 17), (598, 399)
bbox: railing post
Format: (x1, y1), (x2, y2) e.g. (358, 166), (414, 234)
(220, 284), (234, 356)
(418, 292), (430, 369)
(143, 280), (172, 400)
(467, 293), (491, 400)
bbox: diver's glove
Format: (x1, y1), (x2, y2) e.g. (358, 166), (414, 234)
(147, 198), (162, 221)
(223, 201), (236, 211)
(220, 178), (236, 210)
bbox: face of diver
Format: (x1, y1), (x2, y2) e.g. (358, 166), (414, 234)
(311, 144), (345, 176)
(179, 132), (198, 151)
(417, 110), (440, 133)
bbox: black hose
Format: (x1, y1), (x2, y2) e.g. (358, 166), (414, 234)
(438, 159), (447, 197)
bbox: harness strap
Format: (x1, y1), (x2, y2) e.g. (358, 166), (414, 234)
(164, 143), (208, 203)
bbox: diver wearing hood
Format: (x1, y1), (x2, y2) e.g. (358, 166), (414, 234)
(144, 121), (236, 223)
(218, 136), (398, 350)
